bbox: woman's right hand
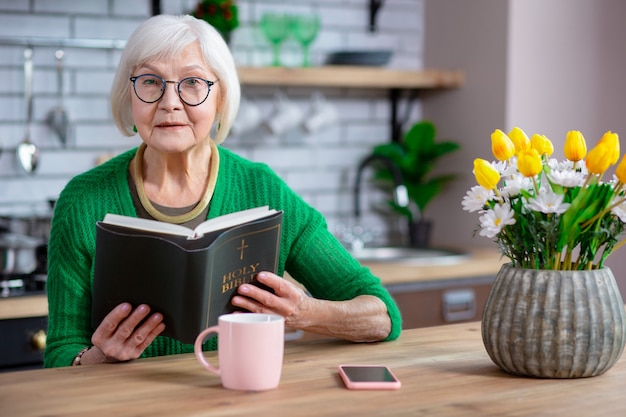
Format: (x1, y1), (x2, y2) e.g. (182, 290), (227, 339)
(78, 302), (165, 365)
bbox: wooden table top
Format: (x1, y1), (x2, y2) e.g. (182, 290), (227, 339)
(1, 321), (624, 417)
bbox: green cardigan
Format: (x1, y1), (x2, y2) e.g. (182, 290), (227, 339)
(44, 146), (402, 367)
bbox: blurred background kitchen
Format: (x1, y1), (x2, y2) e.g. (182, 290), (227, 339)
(2, 0), (626, 366)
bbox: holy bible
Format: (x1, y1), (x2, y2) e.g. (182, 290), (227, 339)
(92, 206), (283, 344)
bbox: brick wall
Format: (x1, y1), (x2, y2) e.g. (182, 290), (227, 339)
(0, 0), (423, 243)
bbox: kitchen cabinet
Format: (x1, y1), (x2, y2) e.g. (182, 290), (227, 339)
(0, 296), (48, 371)
(0, 316), (47, 371)
(368, 248), (505, 329)
(387, 275), (494, 328)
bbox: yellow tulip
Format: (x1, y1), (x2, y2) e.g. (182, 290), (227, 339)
(599, 131), (620, 165)
(508, 127), (531, 154)
(564, 130), (587, 162)
(585, 142), (612, 175)
(517, 148), (543, 177)
(491, 129), (515, 161)
(473, 158), (500, 190)
(616, 155), (626, 184)
(531, 134), (554, 157)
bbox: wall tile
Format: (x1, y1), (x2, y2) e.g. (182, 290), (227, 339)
(0, 15), (70, 38)
(35, 0), (109, 14)
(74, 17), (145, 40)
(0, 0), (29, 12)
(112, 0), (151, 17)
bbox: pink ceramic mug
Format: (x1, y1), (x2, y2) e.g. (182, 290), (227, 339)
(194, 313), (285, 391)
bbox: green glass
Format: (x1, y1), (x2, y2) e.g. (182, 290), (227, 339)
(290, 14), (320, 67)
(260, 13), (289, 67)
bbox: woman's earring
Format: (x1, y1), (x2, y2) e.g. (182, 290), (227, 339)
(133, 125), (137, 133)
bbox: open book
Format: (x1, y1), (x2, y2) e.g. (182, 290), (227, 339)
(101, 206), (278, 240)
(92, 206), (283, 344)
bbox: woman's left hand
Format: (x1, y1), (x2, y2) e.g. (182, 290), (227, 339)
(231, 272), (312, 328)
(231, 272), (391, 342)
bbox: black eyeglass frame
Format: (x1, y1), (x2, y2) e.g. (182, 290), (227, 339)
(129, 74), (218, 106)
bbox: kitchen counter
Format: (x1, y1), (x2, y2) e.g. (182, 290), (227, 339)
(0, 248), (504, 322)
(1, 321), (625, 416)
(363, 248), (505, 284)
(0, 294), (48, 320)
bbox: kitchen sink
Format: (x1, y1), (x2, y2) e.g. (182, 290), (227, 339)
(349, 246), (470, 266)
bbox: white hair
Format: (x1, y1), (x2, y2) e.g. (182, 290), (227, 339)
(110, 14), (240, 144)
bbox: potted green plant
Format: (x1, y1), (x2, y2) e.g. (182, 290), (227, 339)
(371, 120), (461, 247)
(192, 0), (239, 43)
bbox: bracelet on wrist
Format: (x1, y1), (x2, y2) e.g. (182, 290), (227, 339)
(72, 347), (90, 366)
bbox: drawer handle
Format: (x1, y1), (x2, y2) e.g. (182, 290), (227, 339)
(31, 329), (47, 351)
(442, 289), (476, 322)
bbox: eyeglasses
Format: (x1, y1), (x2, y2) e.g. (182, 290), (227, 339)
(129, 74), (218, 106)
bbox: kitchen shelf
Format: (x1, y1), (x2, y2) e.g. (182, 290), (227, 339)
(237, 66), (464, 89)
(0, 32), (463, 141)
(237, 66), (464, 141)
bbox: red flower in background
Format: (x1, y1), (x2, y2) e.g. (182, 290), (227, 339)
(192, 0), (239, 35)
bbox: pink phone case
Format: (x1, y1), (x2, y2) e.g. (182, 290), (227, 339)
(338, 365), (401, 390)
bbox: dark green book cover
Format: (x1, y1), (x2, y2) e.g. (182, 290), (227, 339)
(92, 210), (282, 344)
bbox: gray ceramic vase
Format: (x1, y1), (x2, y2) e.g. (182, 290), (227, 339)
(482, 263), (626, 378)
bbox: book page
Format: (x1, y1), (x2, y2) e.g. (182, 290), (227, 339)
(192, 206), (275, 238)
(101, 206), (275, 239)
(102, 213), (193, 237)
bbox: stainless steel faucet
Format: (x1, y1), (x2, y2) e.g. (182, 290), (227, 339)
(353, 154), (409, 219)
(343, 154), (410, 250)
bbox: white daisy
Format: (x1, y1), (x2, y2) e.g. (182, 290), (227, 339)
(500, 158), (518, 179)
(548, 158), (586, 173)
(547, 169), (586, 188)
(478, 203), (516, 238)
(526, 191), (569, 214)
(501, 175), (533, 198)
(462, 185), (494, 212)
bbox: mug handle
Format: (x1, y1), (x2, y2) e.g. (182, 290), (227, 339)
(194, 326), (220, 376)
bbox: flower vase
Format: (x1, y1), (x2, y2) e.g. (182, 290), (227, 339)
(482, 264), (626, 378)
(408, 220), (432, 248)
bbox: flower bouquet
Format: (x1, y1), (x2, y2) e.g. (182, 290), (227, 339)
(462, 127), (626, 270)
(192, 0), (239, 41)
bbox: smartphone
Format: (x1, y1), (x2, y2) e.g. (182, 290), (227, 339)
(338, 365), (401, 390)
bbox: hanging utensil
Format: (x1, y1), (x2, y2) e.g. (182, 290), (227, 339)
(16, 47), (40, 174)
(46, 49), (69, 146)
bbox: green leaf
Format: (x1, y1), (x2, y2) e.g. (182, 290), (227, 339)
(369, 120), (461, 216)
(557, 184), (614, 252)
(404, 121), (436, 155)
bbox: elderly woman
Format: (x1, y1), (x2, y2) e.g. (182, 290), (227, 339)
(44, 14), (402, 368)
